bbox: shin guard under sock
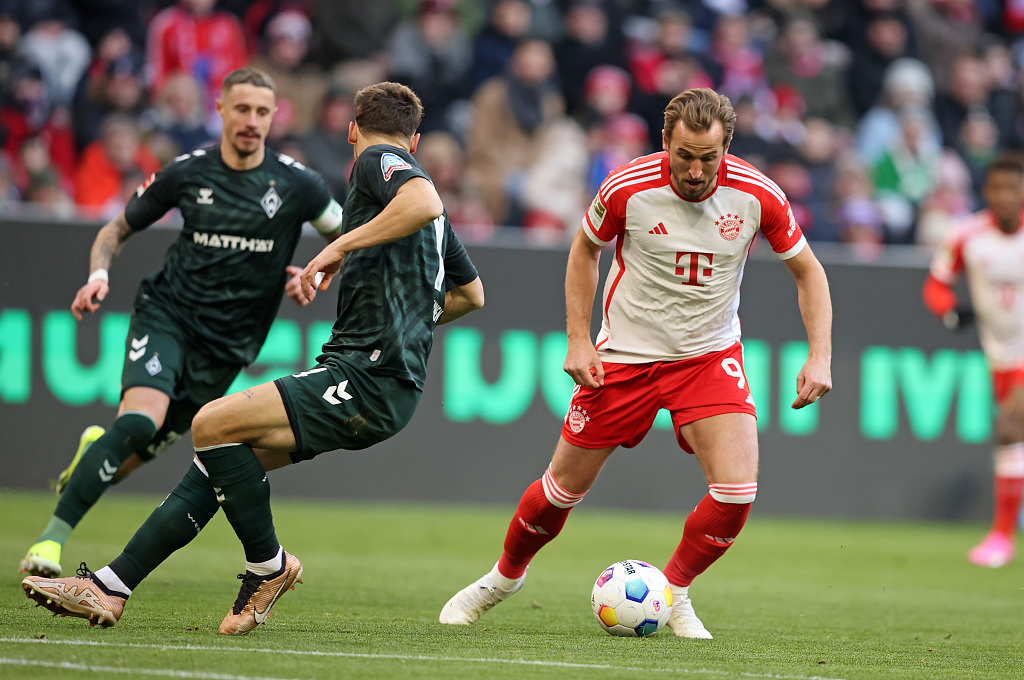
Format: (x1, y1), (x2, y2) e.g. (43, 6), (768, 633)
(195, 443), (280, 564)
(498, 466), (587, 579)
(664, 483), (756, 587)
(52, 412), (157, 531)
(108, 461), (220, 591)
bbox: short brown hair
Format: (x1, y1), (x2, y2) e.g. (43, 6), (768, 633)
(353, 82), (423, 139)
(663, 88), (736, 148)
(222, 66), (277, 97)
(988, 154), (1024, 179)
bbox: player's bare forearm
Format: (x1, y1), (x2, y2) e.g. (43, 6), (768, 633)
(564, 227), (605, 387)
(337, 178), (442, 253)
(784, 247), (833, 407)
(438, 277), (484, 325)
(90, 212), (134, 272)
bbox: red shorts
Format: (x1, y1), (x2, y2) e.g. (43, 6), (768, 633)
(561, 343), (756, 454)
(992, 364), (1024, 403)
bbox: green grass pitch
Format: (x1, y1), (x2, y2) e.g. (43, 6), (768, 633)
(1, 490), (1021, 680)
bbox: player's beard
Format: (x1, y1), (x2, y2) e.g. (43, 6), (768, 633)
(234, 132), (261, 157)
(674, 174), (714, 200)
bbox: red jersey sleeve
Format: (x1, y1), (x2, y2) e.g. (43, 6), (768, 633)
(928, 222), (968, 285)
(758, 185), (805, 260)
(582, 177), (626, 246)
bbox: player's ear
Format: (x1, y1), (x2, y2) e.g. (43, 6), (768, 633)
(661, 128), (669, 152)
(409, 132), (421, 154)
(348, 121), (358, 145)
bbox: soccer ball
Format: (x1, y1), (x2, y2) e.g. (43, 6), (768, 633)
(591, 559), (673, 637)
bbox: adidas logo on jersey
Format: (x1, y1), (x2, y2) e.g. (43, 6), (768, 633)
(649, 222), (668, 235)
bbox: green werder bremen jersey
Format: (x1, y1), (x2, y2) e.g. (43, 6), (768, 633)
(317, 144), (478, 389)
(124, 145), (342, 365)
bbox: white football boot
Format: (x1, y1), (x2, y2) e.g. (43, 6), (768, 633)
(439, 562), (526, 625)
(666, 585), (713, 639)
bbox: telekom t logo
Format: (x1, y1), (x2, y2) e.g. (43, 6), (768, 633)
(675, 251), (714, 286)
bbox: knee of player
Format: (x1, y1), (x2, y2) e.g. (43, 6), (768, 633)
(191, 404), (223, 448)
(994, 407), (1024, 445)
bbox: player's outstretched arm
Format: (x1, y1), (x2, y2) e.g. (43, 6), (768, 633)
(438, 276), (484, 325)
(564, 227), (605, 388)
(783, 246), (832, 409)
(299, 178), (443, 300)
(70, 211), (135, 321)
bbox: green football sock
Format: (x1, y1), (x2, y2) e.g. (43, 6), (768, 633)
(196, 443), (280, 564)
(51, 412), (157, 534)
(108, 463), (220, 591)
(35, 516), (73, 547)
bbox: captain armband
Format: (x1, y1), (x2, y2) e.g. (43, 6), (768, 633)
(310, 199), (344, 234)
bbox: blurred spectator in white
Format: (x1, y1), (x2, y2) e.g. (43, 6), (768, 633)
(301, 84), (354, 201)
(73, 113), (160, 219)
(555, 0), (627, 117)
(763, 14), (855, 129)
(836, 195), (885, 258)
(468, 0), (532, 91)
(309, 0), (400, 66)
(846, 10), (915, 117)
(466, 38), (567, 225)
(146, 0), (248, 123)
(386, 0), (472, 134)
(915, 149), (974, 248)
(873, 105), (942, 243)
(519, 114), (589, 243)
(0, 62), (76, 195)
(934, 51), (1019, 153)
(906, 0), (982, 88)
(855, 58), (938, 166)
(416, 130), (494, 240)
(141, 72), (214, 156)
(707, 14), (768, 102)
(627, 9), (718, 95)
(251, 8), (326, 137)
(17, 0), (90, 109)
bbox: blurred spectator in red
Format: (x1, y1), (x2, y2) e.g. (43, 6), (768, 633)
(18, 0), (91, 109)
(846, 10), (916, 116)
(632, 55), (714, 150)
(146, 0), (247, 123)
(554, 0), (627, 117)
(707, 14), (768, 102)
(468, 0), (532, 91)
(416, 130), (494, 240)
(576, 65), (631, 125)
(0, 62), (76, 194)
(301, 84), (354, 201)
(386, 0), (472, 134)
(873, 105), (942, 243)
(934, 51), (1020, 154)
(764, 14), (855, 129)
(855, 58), (937, 166)
(627, 9), (719, 95)
(73, 113), (160, 218)
(466, 38), (566, 225)
(916, 149), (973, 248)
(141, 72), (214, 156)
(251, 9), (325, 137)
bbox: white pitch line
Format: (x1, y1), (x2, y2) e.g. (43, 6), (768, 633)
(0, 657), (303, 680)
(0, 638), (846, 680)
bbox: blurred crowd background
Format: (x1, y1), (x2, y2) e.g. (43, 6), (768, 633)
(1, 0), (1023, 254)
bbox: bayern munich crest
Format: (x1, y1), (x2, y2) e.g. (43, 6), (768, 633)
(716, 213), (743, 241)
(567, 405), (590, 434)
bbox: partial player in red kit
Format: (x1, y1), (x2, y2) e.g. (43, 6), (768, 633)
(923, 155), (1024, 568)
(439, 88), (833, 637)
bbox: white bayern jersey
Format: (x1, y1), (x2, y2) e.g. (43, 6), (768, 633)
(930, 209), (1024, 369)
(582, 152), (806, 363)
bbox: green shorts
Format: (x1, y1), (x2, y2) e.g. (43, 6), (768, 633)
(274, 356), (421, 461)
(122, 302), (243, 458)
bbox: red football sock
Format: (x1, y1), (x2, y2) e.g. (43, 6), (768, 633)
(498, 466), (586, 579)
(992, 444), (1024, 538)
(663, 483), (756, 587)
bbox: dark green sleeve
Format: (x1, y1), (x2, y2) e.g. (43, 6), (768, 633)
(298, 165), (336, 220)
(123, 160), (181, 231)
(443, 218), (478, 289)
